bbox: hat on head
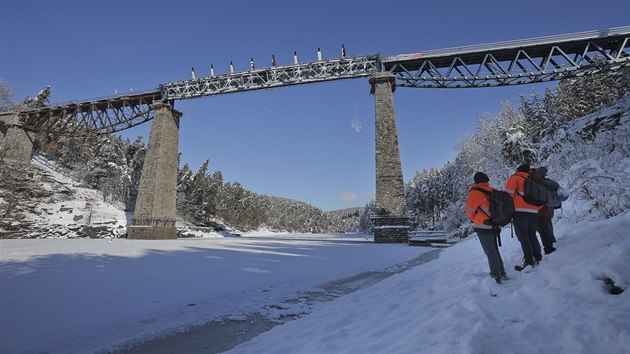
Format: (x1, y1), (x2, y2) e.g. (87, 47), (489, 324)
(536, 166), (548, 177)
(517, 164), (530, 173)
(473, 172), (490, 184)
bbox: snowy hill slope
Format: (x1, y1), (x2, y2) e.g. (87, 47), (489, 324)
(0, 155), (248, 239)
(541, 96), (630, 222)
(0, 153), (359, 238)
(0, 154), (128, 238)
(226, 212), (630, 354)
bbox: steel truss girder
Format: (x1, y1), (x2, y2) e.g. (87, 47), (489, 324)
(15, 27), (630, 136)
(159, 55), (381, 100)
(18, 91), (162, 136)
(383, 27), (630, 88)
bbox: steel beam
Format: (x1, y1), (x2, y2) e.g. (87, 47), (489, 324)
(383, 26), (630, 88)
(18, 91), (162, 136)
(160, 55), (381, 100)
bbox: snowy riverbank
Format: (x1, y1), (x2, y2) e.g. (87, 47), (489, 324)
(1, 212), (629, 353)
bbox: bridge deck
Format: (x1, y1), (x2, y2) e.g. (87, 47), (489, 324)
(15, 26), (630, 134)
(20, 91), (161, 135)
(382, 26), (630, 66)
(383, 26), (630, 88)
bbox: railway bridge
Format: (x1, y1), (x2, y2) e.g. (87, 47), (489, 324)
(2, 26), (629, 242)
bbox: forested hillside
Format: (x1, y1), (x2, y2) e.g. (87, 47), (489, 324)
(398, 68), (630, 237)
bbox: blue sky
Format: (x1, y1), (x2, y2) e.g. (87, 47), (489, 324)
(1, 0), (629, 211)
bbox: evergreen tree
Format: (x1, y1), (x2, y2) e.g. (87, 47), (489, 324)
(84, 137), (129, 202)
(190, 160), (213, 225)
(0, 80), (14, 112)
(21, 85), (51, 109)
(125, 137), (145, 211)
(176, 163), (194, 217)
(358, 200), (376, 233)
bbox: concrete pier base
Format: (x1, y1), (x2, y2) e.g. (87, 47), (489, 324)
(370, 73), (409, 243)
(0, 112), (33, 162)
(373, 216), (411, 243)
(128, 103), (181, 240)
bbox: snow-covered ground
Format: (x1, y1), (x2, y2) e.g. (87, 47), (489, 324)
(1, 212), (628, 354)
(229, 213), (630, 354)
(0, 233), (431, 354)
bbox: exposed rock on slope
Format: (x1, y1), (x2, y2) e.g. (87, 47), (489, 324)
(0, 155), (127, 239)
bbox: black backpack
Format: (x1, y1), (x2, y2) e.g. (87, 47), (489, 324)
(472, 188), (514, 227)
(548, 188), (562, 209)
(517, 175), (549, 206)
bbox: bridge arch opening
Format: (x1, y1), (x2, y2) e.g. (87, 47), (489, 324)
(123, 80), (376, 213)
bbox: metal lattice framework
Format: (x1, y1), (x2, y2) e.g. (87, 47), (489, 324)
(383, 26), (630, 88)
(15, 26), (630, 135)
(160, 55), (381, 100)
(19, 91), (161, 136)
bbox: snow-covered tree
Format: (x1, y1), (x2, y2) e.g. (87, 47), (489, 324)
(0, 80), (15, 112)
(83, 137), (129, 203)
(21, 85), (51, 109)
(358, 200), (375, 233)
(176, 163), (194, 217)
(125, 137), (145, 211)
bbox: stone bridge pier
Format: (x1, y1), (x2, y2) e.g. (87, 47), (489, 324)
(370, 72), (409, 243)
(127, 74), (409, 242)
(128, 103), (181, 239)
(0, 112), (33, 162)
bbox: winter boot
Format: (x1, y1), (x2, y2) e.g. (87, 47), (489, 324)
(515, 258), (535, 272)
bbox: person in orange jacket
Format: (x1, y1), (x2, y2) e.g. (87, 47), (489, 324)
(465, 172), (507, 283)
(505, 164), (542, 270)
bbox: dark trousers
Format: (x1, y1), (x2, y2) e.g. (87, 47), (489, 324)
(476, 229), (505, 278)
(537, 217), (556, 252)
(513, 212), (541, 266)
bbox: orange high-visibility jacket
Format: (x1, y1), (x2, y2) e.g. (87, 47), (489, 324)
(465, 182), (493, 230)
(505, 171), (542, 214)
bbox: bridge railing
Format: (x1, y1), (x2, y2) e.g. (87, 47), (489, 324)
(29, 89), (161, 112)
(159, 54), (381, 100)
(383, 26), (630, 88)
(18, 90), (161, 135)
(383, 25), (630, 62)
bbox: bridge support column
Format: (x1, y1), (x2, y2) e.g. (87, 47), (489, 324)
(128, 103), (181, 239)
(369, 72), (409, 243)
(0, 112), (33, 162)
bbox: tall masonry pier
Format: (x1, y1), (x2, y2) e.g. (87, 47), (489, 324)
(128, 103), (181, 239)
(370, 72), (409, 243)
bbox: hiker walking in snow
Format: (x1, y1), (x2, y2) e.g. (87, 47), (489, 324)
(505, 164), (543, 270)
(465, 172), (507, 284)
(531, 167), (560, 254)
